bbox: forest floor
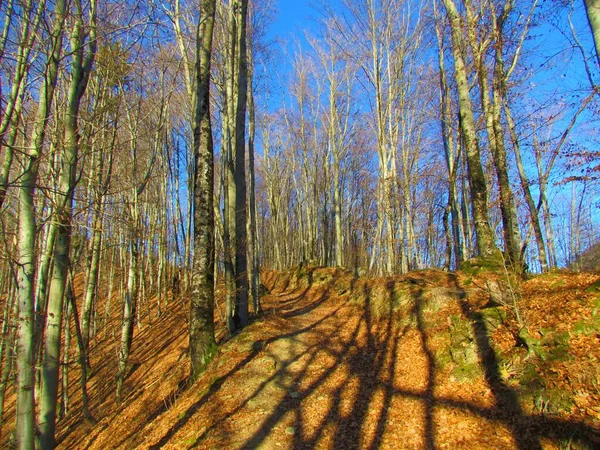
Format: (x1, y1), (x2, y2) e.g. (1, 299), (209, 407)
(4, 266), (600, 449)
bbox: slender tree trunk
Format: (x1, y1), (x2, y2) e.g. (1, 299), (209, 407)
(189, 0), (217, 381)
(247, 54), (260, 314)
(504, 104), (548, 271)
(65, 272), (91, 420)
(59, 299), (71, 419)
(116, 239), (137, 400)
(489, 10), (522, 271)
(38, 3), (96, 445)
(233, 0), (250, 328)
(223, 3), (238, 333)
(15, 0), (65, 446)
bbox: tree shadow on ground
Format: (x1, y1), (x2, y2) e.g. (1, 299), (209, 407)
(146, 269), (599, 449)
(147, 270), (337, 450)
(197, 279), (408, 450)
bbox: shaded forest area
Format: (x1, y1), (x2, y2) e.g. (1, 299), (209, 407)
(0, 0), (599, 448)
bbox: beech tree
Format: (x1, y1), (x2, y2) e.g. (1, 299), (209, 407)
(189, 0), (218, 380)
(440, 0), (499, 259)
(14, 0), (65, 447)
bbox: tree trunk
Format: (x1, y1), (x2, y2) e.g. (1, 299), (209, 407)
(441, 0), (498, 258)
(189, 0), (217, 381)
(116, 239), (137, 400)
(247, 50), (260, 314)
(38, 3), (96, 445)
(233, 0), (250, 329)
(504, 104), (549, 272)
(585, 0), (600, 66)
(15, 0), (65, 446)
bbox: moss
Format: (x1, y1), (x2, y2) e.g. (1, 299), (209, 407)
(435, 348), (453, 369)
(586, 279), (600, 293)
(480, 306), (506, 331)
(460, 254), (504, 276)
(552, 331), (571, 346)
(460, 260), (478, 276)
(422, 287), (455, 313)
(550, 279), (567, 289)
(363, 281), (414, 318)
(536, 389), (575, 414)
(546, 344), (571, 362)
(391, 285), (410, 307)
(448, 314), (478, 366)
(451, 362), (483, 382)
(573, 320), (600, 335)
(519, 362), (544, 389)
(518, 328), (544, 358)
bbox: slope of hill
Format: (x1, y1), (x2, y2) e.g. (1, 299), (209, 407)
(4, 266), (600, 449)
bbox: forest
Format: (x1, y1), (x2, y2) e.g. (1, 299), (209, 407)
(0, 0), (599, 448)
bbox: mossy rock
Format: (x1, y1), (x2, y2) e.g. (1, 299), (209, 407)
(534, 329), (571, 361)
(480, 306), (506, 331)
(552, 331), (571, 346)
(450, 344), (478, 367)
(422, 287), (456, 313)
(366, 282), (412, 317)
(389, 284), (410, 308)
(448, 314), (478, 366)
(460, 254), (504, 275)
(449, 315), (472, 344)
(332, 276), (353, 296)
(518, 328), (544, 358)
(435, 347), (453, 369)
(546, 344), (571, 362)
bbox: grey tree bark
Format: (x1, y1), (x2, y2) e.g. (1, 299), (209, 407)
(14, 0), (65, 446)
(247, 43), (260, 314)
(189, 0), (218, 381)
(233, 0), (250, 329)
(441, 0), (499, 258)
(38, 1), (97, 445)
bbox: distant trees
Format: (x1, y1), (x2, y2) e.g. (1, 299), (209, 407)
(256, 0), (598, 274)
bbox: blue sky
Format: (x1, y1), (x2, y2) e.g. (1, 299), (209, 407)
(267, 0), (319, 42)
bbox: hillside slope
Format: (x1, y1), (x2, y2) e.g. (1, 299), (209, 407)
(38, 267), (600, 448)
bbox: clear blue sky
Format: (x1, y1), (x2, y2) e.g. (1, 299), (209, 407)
(267, 0), (317, 42)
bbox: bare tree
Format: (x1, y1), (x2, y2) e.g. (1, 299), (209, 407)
(440, 0), (499, 258)
(189, 0), (218, 381)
